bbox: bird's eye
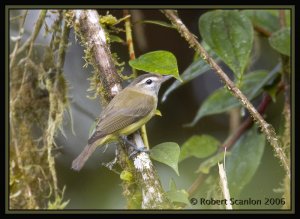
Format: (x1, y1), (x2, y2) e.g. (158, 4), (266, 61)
(146, 79), (153, 85)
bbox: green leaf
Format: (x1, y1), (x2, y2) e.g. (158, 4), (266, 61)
(110, 34), (124, 43)
(264, 84), (277, 102)
(47, 186), (69, 209)
(263, 73), (281, 102)
(166, 179), (190, 205)
(199, 10), (253, 79)
(150, 142), (180, 175)
(186, 65), (281, 127)
(162, 41), (220, 102)
(196, 151), (231, 174)
(269, 27), (290, 56)
(129, 51), (181, 81)
(225, 126), (265, 197)
(242, 10), (280, 33)
(179, 135), (219, 162)
(137, 20), (176, 29)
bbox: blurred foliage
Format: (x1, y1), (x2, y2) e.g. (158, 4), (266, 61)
(225, 126), (265, 198)
(269, 27), (291, 56)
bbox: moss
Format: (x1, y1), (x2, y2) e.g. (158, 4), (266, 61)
(9, 11), (70, 209)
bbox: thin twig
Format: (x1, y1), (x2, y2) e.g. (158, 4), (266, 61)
(253, 24), (272, 37)
(10, 10), (28, 70)
(228, 108), (241, 135)
(124, 9), (137, 77)
(123, 9), (149, 149)
(12, 10), (47, 105)
(162, 9), (290, 179)
(57, 13), (71, 75)
(13, 10), (47, 57)
(278, 10), (286, 28)
(187, 173), (206, 197)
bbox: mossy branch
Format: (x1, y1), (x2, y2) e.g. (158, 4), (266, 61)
(278, 9), (291, 209)
(10, 10), (28, 70)
(73, 10), (122, 103)
(13, 10), (47, 57)
(72, 9), (172, 209)
(162, 9), (290, 179)
(57, 13), (71, 75)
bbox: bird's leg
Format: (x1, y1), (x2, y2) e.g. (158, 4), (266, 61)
(121, 135), (149, 158)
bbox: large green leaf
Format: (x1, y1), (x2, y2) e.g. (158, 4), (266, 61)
(185, 65), (281, 127)
(129, 50), (181, 81)
(162, 42), (220, 102)
(109, 34), (125, 43)
(242, 10), (280, 33)
(269, 27), (291, 56)
(179, 135), (219, 162)
(225, 126), (265, 197)
(150, 142), (180, 175)
(199, 10), (253, 79)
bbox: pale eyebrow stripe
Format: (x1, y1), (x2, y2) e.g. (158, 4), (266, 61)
(138, 77), (158, 85)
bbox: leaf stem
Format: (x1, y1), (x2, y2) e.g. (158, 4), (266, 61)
(124, 9), (137, 78)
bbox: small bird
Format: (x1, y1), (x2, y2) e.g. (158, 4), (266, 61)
(72, 73), (172, 171)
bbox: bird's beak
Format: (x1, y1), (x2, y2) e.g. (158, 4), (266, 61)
(161, 75), (173, 82)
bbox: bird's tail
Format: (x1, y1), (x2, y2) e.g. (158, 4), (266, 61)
(71, 142), (99, 171)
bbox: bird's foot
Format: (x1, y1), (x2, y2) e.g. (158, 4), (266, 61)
(121, 136), (149, 158)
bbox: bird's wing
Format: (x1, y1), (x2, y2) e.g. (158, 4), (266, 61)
(88, 89), (156, 145)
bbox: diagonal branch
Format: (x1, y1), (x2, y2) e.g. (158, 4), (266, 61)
(162, 9), (290, 179)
